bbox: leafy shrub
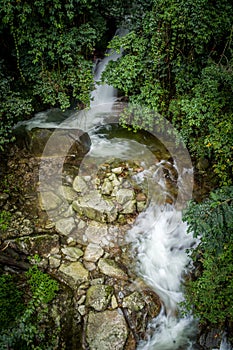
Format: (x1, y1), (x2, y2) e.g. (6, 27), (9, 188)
(0, 264), (59, 349)
(183, 186), (233, 326)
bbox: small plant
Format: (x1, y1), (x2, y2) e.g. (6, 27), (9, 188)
(0, 263), (59, 349)
(0, 210), (12, 231)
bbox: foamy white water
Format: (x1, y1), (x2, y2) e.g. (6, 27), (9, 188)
(127, 204), (198, 349)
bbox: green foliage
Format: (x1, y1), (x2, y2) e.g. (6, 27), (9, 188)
(0, 60), (33, 150)
(103, 0), (233, 185)
(183, 186), (233, 326)
(0, 210), (12, 231)
(0, 0), (111, 112)
(0, 264), (59, 349)
(0, 274), (25, 330)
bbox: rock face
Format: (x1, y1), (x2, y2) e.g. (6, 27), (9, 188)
(86, 310), (128, 350)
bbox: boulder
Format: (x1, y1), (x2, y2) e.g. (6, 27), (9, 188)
(13, 126), (91, 157)
(86, 310), (128, 350)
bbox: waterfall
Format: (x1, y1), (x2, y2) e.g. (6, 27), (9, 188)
(14, 29), (232, 350)
(127, 204), (198, 350)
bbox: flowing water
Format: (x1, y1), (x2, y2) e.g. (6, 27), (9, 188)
(15, 34), (232, 350)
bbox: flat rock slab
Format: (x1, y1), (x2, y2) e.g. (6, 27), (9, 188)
(59, 261), (89, 287)
(86, 310), (128, 350)
(98, 258), (128, 280)
(72, 190), (117, 223)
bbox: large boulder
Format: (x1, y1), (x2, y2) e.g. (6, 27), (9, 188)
(14, 126), (91, 157)
(86, 310), (128, 350)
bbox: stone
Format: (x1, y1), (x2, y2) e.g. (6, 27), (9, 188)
(111, 295), (118, 309)
(0, 192), (9, 207)
(14, 125), (91, 157)
(111, 167), (123, 174)
(83, 261), (96, 271)
(84, 221), (108, 245)
(86, 285), (113, 311)
(38, 191), (62, 211)
(137, 201), (146, 212)
(115, 189), (135, 205)
(86, 310), (128, 350)
(136, 192), (147, 202)
(101, 178), (113, 195)
(98, 258), (128, 280)
(78, 305), (87, 316)
(73, 175), (90, 194)
(13, 234), (59, 256)
(59, 261), (89, 287)
(55, 217), (76, 236)
(61, 247), (84, 261)
(84, 243), (104, 262)
(122, 292), (145, 312)
(49, 255), (61, 268)
(72, 191), (118, 223)
(59, 186), (77, 203)
(122, 200), (136, 214)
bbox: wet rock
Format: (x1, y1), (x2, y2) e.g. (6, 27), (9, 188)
(84, 243), (104, 262)
(199, 328), (222, 349)
(86, 285), (113, 311)
(59, 261), (89, 287)
(122, 200), (136, 214)
(55, 217), (76, 236)
(49, 255), (61, 268)
(116, 188), (135, 204)
(61, 246), (84, 261)
(101, 178), (113, 195)
(59, 186), (77, 203)
(122, 292), (145, 312)
(14, 126), (91, 157)
(72, 191), (118, 223)
(84, 221), (108, 245)
(98, 258), (128, 280)
(73, 175), (90, 194)
(86, 310), (128, 350)
(39, 191), (62, 211)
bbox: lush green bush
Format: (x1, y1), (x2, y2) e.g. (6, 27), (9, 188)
(183, 186), (233, 327)
(103, 0), (233, 185)
(0, 264), (59, 349)
(0, 60), (33, 150)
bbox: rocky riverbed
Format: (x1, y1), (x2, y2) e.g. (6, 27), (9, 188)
(0, 126), (220, 349)
(0, 128), (161, 350)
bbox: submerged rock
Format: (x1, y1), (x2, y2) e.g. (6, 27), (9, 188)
(86, 310), (128, 350)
